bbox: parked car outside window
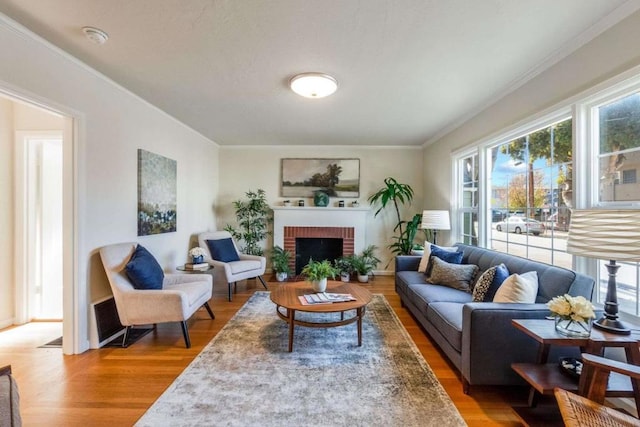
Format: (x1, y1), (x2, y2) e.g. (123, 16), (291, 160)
(495, 216), (545, 236)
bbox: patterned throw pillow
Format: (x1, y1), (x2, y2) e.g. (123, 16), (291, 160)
(472, 266), (497, 302)
(418, 243), (458, 273)
(426, 256), (479, 292)
(472, 264), (510, 302)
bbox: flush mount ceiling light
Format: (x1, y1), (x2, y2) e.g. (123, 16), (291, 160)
(289, 73), (338, 98)
(82, 26), (109, 45)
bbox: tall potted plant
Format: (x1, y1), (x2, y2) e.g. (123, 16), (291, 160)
(301, 259), (337, 293)
(270, 245), (292, 282)
(225, 189), (272, 256)
(368, 178), (417, 256)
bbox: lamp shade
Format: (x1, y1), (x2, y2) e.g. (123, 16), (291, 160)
(566, 209), (640, 261)
(421, 210), (451, 230)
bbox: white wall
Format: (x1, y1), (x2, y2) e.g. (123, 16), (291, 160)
(0, 18), (219, 352)
(219, 146), (423, 270)
(0, 98), (13, 328)
(423, 10), (640, 246)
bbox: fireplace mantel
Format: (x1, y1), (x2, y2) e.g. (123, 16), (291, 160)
(272, 206), (369, 255)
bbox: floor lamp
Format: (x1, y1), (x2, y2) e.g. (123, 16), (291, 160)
(566, 209), (640, 335)
(421, 210), (451, 246)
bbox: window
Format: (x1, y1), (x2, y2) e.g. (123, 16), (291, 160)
(592, 90), (640, 315)
(488, 118), (573, 268)
(596, 91), (640, 203)
(457, 154), (479, 245)
(622, 169), (637, 184)
(451, 70), (640, 318)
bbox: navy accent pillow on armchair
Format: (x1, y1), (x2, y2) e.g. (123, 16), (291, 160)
(206, 238), (240, 262)
(125, 245), (164, 290)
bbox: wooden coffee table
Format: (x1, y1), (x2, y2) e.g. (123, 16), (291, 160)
(270, 281), (373, 352)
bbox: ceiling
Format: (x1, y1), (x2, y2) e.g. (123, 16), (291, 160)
(0, 1), (636, 146)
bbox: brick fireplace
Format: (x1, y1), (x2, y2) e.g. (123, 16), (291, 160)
(284, 226), (355, 274)
(272, 206), (369, 274)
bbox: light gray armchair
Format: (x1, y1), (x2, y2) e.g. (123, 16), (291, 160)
(198, 231), (267, 301)
(99, 242), (214, 348)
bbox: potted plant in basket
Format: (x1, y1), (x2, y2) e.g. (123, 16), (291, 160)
(270, 245), (292, 282)
(334, 256), (355, 282)
(301, 259), (337, 293)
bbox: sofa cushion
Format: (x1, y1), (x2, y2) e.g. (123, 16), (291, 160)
(418, 243), (458, 273)
(406, 283), (473, 316)
(427, 302), (464, 352)
(426, 257), (478, 292)
(125, 245), (164, 290)
(493, 271), (539, 303)
(206, 238), (240, 262)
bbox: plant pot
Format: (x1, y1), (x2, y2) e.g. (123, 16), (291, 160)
(192, 255), (204, 264)
(357, 274), (369, 283)
(276, 272), (288, 282)
(340, 272), (350, 282)
(311, 278), (327, 293)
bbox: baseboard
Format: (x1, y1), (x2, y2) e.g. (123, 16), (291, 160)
(0, 318), (14, 330)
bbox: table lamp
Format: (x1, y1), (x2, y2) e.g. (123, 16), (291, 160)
(566, 209), (640, 335)
(421, 210), (451, 246)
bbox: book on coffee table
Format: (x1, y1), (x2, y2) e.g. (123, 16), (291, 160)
(298, 292), (357, 305)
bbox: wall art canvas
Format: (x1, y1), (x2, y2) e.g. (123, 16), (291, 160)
(137, 149), (177, 236)
(281, 158), (360, 197)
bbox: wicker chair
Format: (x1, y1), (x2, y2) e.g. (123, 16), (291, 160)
(554, 353), (640, 426)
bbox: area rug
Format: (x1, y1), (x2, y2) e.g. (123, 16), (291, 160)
(135, 292), (466, 427)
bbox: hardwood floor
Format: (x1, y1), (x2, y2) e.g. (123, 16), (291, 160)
(0, 276), (528, 426)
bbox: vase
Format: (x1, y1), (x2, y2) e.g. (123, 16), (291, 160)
(311, 278), (327, 293)
(192, 255), (204, 264)
(554, 316), (592, 337)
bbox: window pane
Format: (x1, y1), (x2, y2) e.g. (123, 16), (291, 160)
(489, 118), (572, 269)
(597, 92), (640, 203)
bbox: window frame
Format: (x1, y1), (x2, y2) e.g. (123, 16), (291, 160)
(450, 63), (640, 318)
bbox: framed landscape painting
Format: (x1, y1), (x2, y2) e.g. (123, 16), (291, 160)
(281, 158), (360, 198)
(137, 149), (177, 236)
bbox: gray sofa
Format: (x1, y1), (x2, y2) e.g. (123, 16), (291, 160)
(395, 243), (595, 393)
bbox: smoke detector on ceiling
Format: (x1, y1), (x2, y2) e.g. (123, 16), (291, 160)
(82, 26), (109, 45)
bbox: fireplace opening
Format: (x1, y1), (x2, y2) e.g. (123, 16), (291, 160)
(295, 238), (343, 275)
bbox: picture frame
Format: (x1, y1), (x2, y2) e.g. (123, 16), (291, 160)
(137, 149), (177, 236)
(281, 158), (360, 198)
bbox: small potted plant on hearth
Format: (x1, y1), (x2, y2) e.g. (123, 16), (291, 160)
(351, 245), (381, 283)
(270, 245), (292, 282)
(334, 256), (355, 282)
(301, 259), (337, 293)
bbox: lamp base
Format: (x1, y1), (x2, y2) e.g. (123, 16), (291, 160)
(593, 316), (631, 335)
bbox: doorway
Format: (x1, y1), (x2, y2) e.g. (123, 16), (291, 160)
(23, 134), (63, 320)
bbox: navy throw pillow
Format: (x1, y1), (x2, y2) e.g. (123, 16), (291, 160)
(430, 246), (464, 265)
(484, 263), (510, 302)
(125, 245), (164, 290)
(206, 238), (240, 262)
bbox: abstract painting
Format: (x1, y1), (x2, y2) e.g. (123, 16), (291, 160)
(281, 158), (360, 197)
(137, 149), (177, 236)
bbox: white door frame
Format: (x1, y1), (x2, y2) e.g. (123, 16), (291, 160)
(5, 86), (82, 355)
